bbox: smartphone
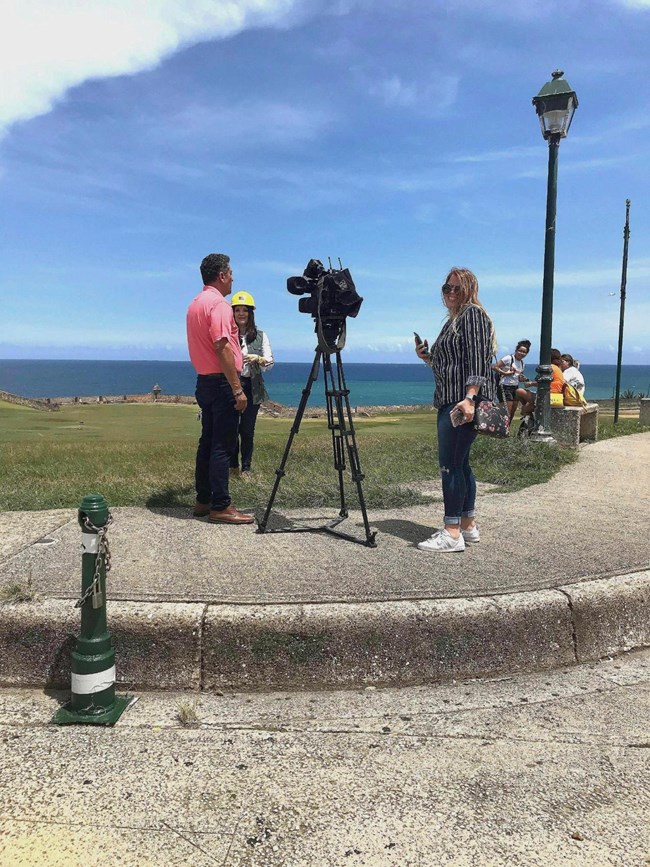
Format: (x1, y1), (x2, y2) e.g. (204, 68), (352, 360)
(450, 407), (466, 427)
(413, 331), (423, 345)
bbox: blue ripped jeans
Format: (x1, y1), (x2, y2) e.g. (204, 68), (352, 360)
(437, 403), (478, 526)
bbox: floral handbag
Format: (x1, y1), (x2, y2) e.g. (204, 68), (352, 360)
(472, 381), (510, 439)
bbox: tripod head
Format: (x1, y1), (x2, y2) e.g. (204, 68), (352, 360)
(315, 314), (347, 354)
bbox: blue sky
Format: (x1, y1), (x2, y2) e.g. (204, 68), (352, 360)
(1, 0), (649, 365)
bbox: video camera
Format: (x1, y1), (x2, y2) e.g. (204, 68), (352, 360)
(287, 259), (363, 351)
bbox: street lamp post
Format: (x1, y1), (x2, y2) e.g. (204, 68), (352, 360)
(531, 70), (578, 441)
(614, 199), (631, 424)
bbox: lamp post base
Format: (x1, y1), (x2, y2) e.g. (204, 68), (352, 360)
(518, 414), (556, 444)
(528, 427), (557, 445)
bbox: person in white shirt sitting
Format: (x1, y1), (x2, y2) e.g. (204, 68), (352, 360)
(560, 353), (585, 393)
(493, 339), (534, 421)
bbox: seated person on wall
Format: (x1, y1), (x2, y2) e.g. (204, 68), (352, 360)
(493, 340), (534, 422)
(517, 349), (564, 426)
(560, 353), (585, 394)
(549, 348), (566, 406)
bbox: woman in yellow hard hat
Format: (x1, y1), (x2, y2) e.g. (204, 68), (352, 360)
(230, 291), (274, 475)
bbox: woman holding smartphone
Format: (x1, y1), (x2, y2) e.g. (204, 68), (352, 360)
(414, 267), (496, 553)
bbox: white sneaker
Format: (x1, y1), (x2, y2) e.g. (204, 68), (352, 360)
(461, 525), (480, 544)
(417, 529), (465, 553)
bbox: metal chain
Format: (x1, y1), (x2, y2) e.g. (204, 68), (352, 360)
(75, 513), (113, 608)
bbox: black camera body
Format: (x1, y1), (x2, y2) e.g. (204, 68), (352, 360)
(288, 258), (362, 324)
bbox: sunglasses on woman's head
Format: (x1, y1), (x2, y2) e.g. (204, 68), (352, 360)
(442, 283), (461, 295)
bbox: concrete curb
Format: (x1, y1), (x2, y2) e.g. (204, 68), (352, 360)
(0, 600), (204, 691)
(559, 571), (650, 661)
(1, 571), (648, 691)
(201, 591), (575, 690)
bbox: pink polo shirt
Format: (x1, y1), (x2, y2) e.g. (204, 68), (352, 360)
(186, 286), (243, 374)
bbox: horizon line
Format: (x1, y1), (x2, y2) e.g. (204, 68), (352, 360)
(1, 358), (648, 367)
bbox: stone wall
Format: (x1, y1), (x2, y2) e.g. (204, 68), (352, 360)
(550, 403), (599, 448)
(1, 390), (433, 417)
(0, 390), (59, 411)
(640, 399), (650, 426)
(51, 394), (196, 406)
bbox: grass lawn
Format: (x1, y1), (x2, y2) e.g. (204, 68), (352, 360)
(0, 401), (646, 512)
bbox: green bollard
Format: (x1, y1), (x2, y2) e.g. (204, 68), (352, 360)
(52, 494), (135, 726)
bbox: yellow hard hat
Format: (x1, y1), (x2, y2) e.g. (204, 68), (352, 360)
(231, 291), (255, 309)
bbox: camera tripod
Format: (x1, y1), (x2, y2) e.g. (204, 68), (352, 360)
(257, 344), (377, 548)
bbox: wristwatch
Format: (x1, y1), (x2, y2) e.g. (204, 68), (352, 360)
(233, 389), (244, 398)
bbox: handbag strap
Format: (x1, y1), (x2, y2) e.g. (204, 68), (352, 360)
(488, 355), (508, 405)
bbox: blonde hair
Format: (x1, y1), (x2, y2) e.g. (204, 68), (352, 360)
(444, 267), (498, 356)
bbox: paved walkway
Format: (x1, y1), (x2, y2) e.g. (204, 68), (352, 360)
(0, 433), (649, 690)
(2, 651), (650, 866)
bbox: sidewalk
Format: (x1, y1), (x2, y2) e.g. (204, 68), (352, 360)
(1, 433), (649, 691)
(2, 652), (649, 866)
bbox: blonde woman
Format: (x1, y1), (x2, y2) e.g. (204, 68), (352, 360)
(414, 267), (496, 553)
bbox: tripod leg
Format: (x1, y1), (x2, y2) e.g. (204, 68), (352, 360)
(335, 351), (376, 547)
(323, 353), (348, 518)
(257, 350), (321, 533)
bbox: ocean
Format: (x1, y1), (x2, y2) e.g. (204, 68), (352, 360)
(1, 359), (649, 406)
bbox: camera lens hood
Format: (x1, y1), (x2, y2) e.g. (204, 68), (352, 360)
(287, 275), (311, 296)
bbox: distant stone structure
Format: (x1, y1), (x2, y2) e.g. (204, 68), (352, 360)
(0, 390), (59, 411)
(640, 398), (650, 426)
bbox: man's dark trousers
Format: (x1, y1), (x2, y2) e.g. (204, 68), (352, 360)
(195, 375), (239, 511)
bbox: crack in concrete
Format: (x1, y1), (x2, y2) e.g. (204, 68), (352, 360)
(162, 820), (221, 864)
(143, 721), (650, 750)
(0, 813), (229, 840)
(199, 603), (208, 692)
(557, 587), (579, 663)
(0, 516), (76, 566)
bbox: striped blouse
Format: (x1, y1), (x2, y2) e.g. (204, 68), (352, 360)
(428, 304), (496, 409)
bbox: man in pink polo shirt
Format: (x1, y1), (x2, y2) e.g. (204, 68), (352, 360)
(186, 253), (254, 524)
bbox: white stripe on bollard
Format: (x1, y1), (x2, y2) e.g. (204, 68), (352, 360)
(81, 533), (99, 554)
(71, 665), (116, 695)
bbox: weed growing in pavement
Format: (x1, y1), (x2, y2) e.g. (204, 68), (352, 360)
(0, 578), (35, 604)
(176, 699), (201, 728)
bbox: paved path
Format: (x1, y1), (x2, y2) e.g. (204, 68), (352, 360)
(1, 651), (649, 866)
(1, 434), (649, 603)
(0, 433), (649, 690)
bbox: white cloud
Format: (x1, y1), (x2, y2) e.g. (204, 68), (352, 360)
(369, 73), (459, 115)
(450, 146), (540, 164)
(514, 154), (635, 180)
(161, 100), (334, 147)
(246, 259), (304, 276)
(0, 0), (306, 135)
(456, 0), (650, 15)
(481, 258), (650, 291)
